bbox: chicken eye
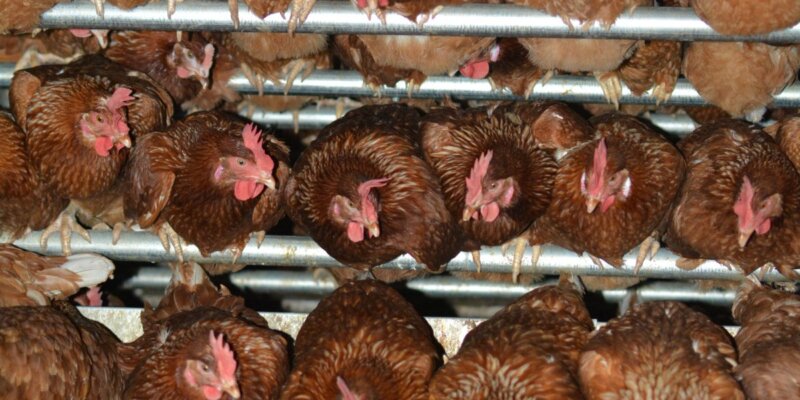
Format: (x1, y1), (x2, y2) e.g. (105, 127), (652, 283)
(201, 363), (209, 373)
(96, 115), (104, 123)
(237, 159), (245, 166)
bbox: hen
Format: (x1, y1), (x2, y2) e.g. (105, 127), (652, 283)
(285, 104), (462, 281)
(9, 55), (173, 255)
(0, 244), (114, 307)
(280, 279), (441, 399)
(105, 30), (215, 107)
(123, 111), (291, 271)
(122, 262), (290, 399)
(765, 113), (800, 171)
(507, 0), (651, 107)
(334, 0), (497, 94)
(664, 120), (800, 279)
(429, 276), (592, 399)
(0, 244), (120, 399)
(0, 111), (67, 241)
(528, 113), (685, 273)
(692, 0), (800, 35)
(732, 278), (800, 399)
(580, 301), (744, 399)
(421, 102), (573, 281)
(683, 41), (800, 122)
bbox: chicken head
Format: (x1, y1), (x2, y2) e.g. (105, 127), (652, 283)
(171, 42), (215, 89)
(79, 86), (134, 157)
(733, 176), (783, 248)
(462, 150), (518, 222)
(329, 178), (389, 243)
(580, 138), (631, 214)
(181, 331), (241, 400)
(213, 123), (276, 201)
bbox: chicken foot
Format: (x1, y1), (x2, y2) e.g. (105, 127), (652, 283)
(414, 5), (444, 29)
(90, 220), (133, 245)
(633, 231), (661, 275)
(471, 250), (482, 273)
(352, 0), (388, 24)
(167, 0), (185, 18)
(251, 230), (267, 248)
(287, 0), (318, 35)
(39, 205), (92, 256)
(156, 222), (185, 262)
(593, 70), (623, 109)
(315, 97), (363, 119)
(280, 57), (317, 95)
(90, 0), (105, 17)
(500, 236), (528, 283)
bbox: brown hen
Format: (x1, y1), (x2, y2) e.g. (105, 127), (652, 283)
(529, 113), (685, 273)
(421, 102), (575, 281)
(429, 276), (592, 399)
(664, 120), (800, 279)
(0, 111), (66, 241)
(508, 0), (651, 107)
(692, 0), (800, 35)
(764, 113), (800, 170)
(279, 279), (441, 400)
(0, 244), (114, 307)
(9, 55), (172, 255)
(123, 111), (290, 272)
(580, 301), (744, 399)
(122, 262), (289, 400)
(683, 41), (800, 122)
(732, 278), (800, 399)
(285, 104), (463, 282)
(105, 30), (215, 106)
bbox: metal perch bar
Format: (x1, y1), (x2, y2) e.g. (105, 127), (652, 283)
(12, 230), (791, 281)
(3, 64), (800, 107)
(124, 267), (738, 305)
(39, 1), (800, 42)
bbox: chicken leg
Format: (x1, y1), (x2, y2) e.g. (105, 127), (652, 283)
(593, 70), (623, 109)
(633, 231), (660, 275)
(39, 204), (92, 256)
(156, 222), (185, 263)
(471, 250), (482, 273)
(501, 236), (528, 283)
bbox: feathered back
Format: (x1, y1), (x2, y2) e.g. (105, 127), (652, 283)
(429, 278), (592, 399)
(579, 301), (744, 400)
(285, 104), (462, 271)
(281, 280), (440, 400)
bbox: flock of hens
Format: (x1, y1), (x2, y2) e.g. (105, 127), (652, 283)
(2, 0), (800, 398)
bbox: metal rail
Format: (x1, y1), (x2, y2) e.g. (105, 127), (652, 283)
(3, 64), (800, 107)
(12, 230), (790, 282)
(124, 267), (737, 305)
(38, 1), (800, 42)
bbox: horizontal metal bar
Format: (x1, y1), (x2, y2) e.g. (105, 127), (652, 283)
(12, 231), (791, 281)
(38, 1), (800, 42)
(3, 63), (800, 107)
(601, 281), (735, 306)
(124, 267), (543, 299)
(125, 267), (738, 307)
(77, 307), (739, 355)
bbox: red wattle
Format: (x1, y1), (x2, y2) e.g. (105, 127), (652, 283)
(69, 29), (92, 38)
(459, 59), (490, 79)
(94, 136), (113, 157)
(600, 196), (616, 213)
(756, 218), (771, 235)
(234, 180), (264, 201)
(347, 221), (364, 242)
(481, 202), (500, 222)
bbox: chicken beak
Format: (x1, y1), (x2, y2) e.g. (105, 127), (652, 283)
(738, 231), (753, 249)
(462, 205), (477, 222)
(256, 171), (276, 190)
(366, 222), (380, 238)
(119, 135), (132, 149)
(199, 77), (209, 90)
(221, 380), (240, 399)
(586, 197), (600, 214)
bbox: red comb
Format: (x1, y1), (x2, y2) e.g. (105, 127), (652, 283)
(209, 331), (237, 382)
(588, 138), (607, 195)
(465, 150), (493, 205)
(734, 176), (755, 229)
(242, 123), (275, 173)
(85, 286), (103, 307)
(358, 178), (389, 225)
(202, 43), (215, 70)
(106, 87), (135, 112)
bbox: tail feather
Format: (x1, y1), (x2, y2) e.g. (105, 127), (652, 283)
(59, 253), (115, 288)
(31, 253), (114, 300)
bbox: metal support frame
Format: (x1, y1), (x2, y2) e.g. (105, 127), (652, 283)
(12, 230), (790, 282)
(37, 1), (800, 42)
(3, 64), (800, 108)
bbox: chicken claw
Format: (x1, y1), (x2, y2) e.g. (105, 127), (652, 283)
(650, 81), (672, 106)
(470, 250), (482, 273)
(156, 223), (185, 262)
(40, 208), (92, 256)
(506, 237), (527, 283)
(288, 0), (318, 35)
(530, 244), (542, 270)
(405, 79), (421, 98)
(588, 254), (605, 270)
(91, 0), (105, 17)
(251, 230), (267, 248)
(675, 257), (705, 271)
(281, 58), (314, 95)
(167, 0), (184, 18)
(594, 70), (622, 109)
(229, 246), (243, 264)
(228, 0), (241, 29)
(240, 63), (266, 96)
(415, 5), (444, 29)
(633, 232), (660, 275)
(757, 263), (776, 281)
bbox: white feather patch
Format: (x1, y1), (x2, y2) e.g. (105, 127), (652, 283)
(621, 176), (632, 198)
(60, 253), (115, 287)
